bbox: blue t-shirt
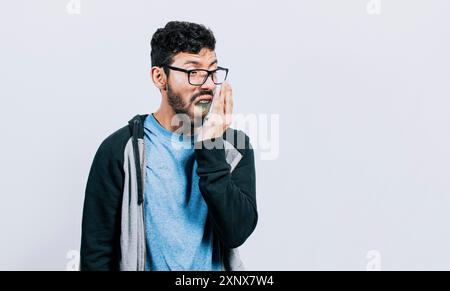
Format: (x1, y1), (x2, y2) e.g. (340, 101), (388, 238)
(143, 113), (221, 271)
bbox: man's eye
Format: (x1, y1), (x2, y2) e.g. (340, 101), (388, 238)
(190, 71), (198, 76)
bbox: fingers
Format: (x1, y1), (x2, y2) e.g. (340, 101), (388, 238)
(225, 82), (233, 114)
(223, 83), (233, 130)
(207, 81), (232, 134)
(224, 81), (233, 128)
(212, 83), (225, 115)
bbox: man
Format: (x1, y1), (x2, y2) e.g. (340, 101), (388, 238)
(80, 21), (257, 271)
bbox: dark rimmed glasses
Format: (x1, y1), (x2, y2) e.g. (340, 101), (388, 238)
(163, 65), (229, 86)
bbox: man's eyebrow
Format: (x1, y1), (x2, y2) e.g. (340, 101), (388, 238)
(183, 59), (218, 67)
(208, 60), (218, 67)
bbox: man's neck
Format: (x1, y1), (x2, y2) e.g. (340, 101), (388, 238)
(153, 107), (199, 136)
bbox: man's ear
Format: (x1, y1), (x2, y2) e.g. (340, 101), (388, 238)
(151, 66), (167, 91)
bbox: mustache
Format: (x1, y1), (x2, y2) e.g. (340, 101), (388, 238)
(191, 90), (214, 103)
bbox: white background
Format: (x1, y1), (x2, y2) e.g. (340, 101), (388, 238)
(0, 0), (449, 270)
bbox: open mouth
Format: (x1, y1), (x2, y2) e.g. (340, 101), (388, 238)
(196, 100), (211, 104)
(194, 94), (213, 104)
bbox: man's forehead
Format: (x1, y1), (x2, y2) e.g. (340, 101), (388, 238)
(173, 49), (217, 65)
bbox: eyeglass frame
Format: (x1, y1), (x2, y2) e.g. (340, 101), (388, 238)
(162, 65), (229, 86)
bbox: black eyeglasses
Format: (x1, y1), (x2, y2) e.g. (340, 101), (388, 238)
(163, 65), (229, 86)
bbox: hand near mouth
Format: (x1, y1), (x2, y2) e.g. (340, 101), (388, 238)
(195, 81), (233, 142)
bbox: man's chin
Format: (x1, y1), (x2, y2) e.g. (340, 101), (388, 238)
(193, 103), (211, 120)
(172, 104), (210, 129)
(191, 113), (208, 127)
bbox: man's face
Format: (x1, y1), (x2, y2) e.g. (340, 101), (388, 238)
(165, 48), (218, 122)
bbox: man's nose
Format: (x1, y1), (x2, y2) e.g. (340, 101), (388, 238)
(200, 73), (216, 91)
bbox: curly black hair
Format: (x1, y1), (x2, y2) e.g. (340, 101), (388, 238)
(150, 21), (216, 75)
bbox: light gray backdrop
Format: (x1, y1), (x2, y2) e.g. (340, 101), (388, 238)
(0, 0), (449, 270)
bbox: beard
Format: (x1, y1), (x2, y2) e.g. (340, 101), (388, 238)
(167, 84), (213, 124)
